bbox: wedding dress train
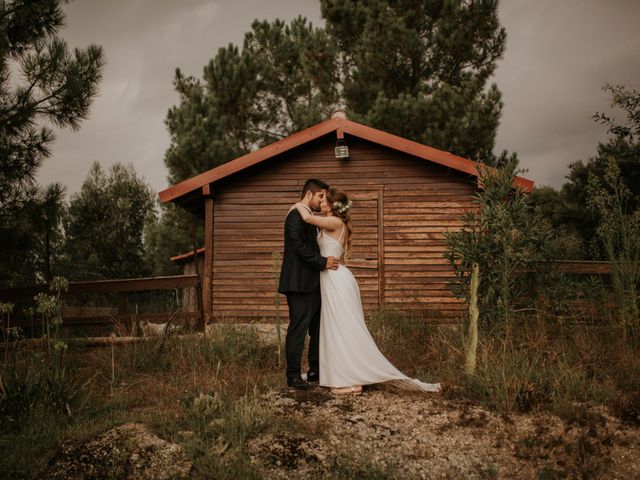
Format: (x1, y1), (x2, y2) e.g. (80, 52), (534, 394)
(317, 227), (440, 393)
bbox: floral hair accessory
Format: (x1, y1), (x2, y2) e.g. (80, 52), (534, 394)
(332, 200), (352, 214)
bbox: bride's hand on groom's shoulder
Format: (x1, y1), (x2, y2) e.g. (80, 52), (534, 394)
(291, 203), (310, 216)
(288, 203), (304, 214)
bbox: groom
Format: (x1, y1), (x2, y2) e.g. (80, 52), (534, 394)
(278, 179), (338, 390)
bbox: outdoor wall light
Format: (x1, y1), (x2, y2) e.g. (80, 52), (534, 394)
(335, 139), (349, 159)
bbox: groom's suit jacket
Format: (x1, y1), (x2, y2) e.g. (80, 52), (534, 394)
(278, 208), (327, 294)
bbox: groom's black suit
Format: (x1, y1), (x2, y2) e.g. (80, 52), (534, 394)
(278, 208), (327, 381)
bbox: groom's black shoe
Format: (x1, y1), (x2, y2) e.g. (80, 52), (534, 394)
(287, 376), (309, 390)
(307, 371), (320, 384)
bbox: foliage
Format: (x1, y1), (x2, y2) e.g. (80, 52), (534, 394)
(586, 158), (640, 335)
(530, 187), (584, 261)
(62, 162), (156, 280)
(323, 0), (506, 163)
(144, 202), (200, 276)
(37, 184), (67, 281)
(445, 160), (550, 330)
(0, 0), (104, 287)
(594, 83), (640, 142)
(533, 84), (640, 259)
(0, 182), (66, 287)
(165, 1), (507, 181)
(34, 275), (68, 350)
(0, 276), (86, 476)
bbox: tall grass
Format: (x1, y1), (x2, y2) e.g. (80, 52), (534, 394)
(0, 345), (89, 476)
(2, 308), (638, 478)
(0, 278), (85, 476)
(0, 323), (281, 478)
(272, 252), (284, 366)
(367, 309), (640, 419)
(366, 308), (459, 384)
(587, 158), (640, 339)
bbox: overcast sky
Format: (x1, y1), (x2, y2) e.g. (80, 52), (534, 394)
(37, 0), (640, 195)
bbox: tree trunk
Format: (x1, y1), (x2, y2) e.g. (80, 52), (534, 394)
(465, 262), (480, 376)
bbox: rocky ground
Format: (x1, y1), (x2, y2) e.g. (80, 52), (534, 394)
(46, 423), (192, 480)
(249, 387), (640, 479)
(45, 385), (640, 479)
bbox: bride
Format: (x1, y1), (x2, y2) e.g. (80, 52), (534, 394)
(293, 187), (441, 395)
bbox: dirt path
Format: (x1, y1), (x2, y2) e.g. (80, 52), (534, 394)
(248, 386), (640, 479)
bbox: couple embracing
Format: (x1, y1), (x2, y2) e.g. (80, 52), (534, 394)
(278, 179), (440, 395)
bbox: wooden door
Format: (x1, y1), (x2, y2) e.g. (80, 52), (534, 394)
(347, 189), (384, 312)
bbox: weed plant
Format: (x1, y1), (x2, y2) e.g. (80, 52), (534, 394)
(366, 308), (458, 384)
(2, 311), (638, 478)
(0, 278), (89, 477)
(367, 308), (639, 420)
(0, 323), (280, 478)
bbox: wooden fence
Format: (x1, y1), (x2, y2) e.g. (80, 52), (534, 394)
(0, 275), (202, 336)
(532, 260), (612, 274)
(0, 261), (614, 337)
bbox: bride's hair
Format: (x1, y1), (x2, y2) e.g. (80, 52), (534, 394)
(326, 187), (353, 261)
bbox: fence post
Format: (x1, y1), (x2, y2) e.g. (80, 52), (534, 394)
(117, 293), (128, 331)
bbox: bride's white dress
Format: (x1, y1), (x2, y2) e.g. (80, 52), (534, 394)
(317, 226), (441, 392)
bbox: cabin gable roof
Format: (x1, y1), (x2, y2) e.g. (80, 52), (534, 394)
(158, 117), (533, 204)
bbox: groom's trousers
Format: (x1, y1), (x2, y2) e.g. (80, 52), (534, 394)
(285, 288), (321, 380)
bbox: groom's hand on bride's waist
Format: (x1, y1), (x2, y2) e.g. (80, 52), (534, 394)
(326, 256), (339, 270)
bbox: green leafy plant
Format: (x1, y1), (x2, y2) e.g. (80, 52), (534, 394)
(586, 157), (640, 338)
(445, 159), (550, 334)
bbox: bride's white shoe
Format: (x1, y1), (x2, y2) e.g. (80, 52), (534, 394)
(330, 385), (363, 396)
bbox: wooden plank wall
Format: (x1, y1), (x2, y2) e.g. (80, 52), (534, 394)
(209, 134), (476, 322)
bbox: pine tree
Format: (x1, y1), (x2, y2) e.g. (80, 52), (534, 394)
(0, 0), (104, 286)
(0, 0), (104, 208)
(164, 67), (247, 185)
(62, 163), (155, 281)
(164, 16), (337, 184)
(165, 2), (506, 182)
(243, 17), (339, 138)
(321, 0), (506, 162)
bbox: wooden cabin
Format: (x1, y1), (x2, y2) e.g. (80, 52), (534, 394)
(159, 113), (533, 323)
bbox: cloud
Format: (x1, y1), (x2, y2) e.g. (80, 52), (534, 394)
(493, 0), (640, 188)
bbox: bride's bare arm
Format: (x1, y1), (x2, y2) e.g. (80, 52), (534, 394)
(294, 203), (342, 231)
